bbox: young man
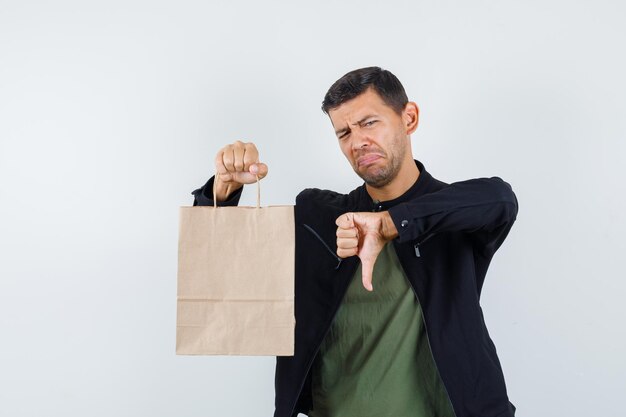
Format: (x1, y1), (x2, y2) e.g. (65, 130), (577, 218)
(192, 67), (519, 417)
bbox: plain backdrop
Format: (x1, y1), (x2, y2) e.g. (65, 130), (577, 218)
(1, 0), (624, 416)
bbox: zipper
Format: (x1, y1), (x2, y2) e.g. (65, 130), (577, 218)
(399, 247), (458, 417)
(286, 262), (358, 417)
(414, 232), (435, 257)
(302, 223), (343, 270)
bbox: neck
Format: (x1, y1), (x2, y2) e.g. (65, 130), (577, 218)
(365, 158), (420, 202)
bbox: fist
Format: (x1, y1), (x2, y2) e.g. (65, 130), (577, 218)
(215, 140), (268, 185)
(213, 141), (268, 201)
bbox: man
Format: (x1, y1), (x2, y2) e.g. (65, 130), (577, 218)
(192, 67), (518, 417)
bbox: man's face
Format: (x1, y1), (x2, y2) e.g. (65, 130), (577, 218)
(328, 88), (410, 188)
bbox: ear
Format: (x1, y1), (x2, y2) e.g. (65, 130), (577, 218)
(403, 102), (419, 135)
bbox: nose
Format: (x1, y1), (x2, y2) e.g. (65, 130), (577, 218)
(351, 129), (371, 151)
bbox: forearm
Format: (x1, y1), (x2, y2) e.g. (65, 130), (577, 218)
(387, 177), (518, 245)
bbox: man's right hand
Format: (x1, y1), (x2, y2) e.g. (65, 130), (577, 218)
(213, 141), (268, 202)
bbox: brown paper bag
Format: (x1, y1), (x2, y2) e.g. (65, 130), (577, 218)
(176, 177), (295, 356)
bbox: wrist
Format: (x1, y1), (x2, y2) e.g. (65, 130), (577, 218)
(381, 212), (399, 240)
(214, 178), (242, 202)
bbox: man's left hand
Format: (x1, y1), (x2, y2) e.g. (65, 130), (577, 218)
(335, 212), (399, 292)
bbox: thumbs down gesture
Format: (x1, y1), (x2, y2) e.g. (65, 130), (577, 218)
(335, 212), (399, 292)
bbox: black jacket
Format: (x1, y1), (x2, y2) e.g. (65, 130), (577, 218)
(192, 160), (519, 417)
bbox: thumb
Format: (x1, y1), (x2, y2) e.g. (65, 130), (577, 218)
(360, 255), (375, 292)
(250, 163), (268, 179)
(357, 228), (385, 292)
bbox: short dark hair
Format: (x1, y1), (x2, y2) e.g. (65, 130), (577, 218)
(321, 66), (408, 115)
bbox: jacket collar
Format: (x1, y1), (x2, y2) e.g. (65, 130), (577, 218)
(357, 159), (433, 212)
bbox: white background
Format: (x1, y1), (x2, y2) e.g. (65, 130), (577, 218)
(1, 0), (624, 416)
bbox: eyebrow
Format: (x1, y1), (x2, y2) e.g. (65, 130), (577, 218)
(334, 114), (378, 137)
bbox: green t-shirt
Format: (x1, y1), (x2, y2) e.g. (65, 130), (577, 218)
(309, 242), (455, 417)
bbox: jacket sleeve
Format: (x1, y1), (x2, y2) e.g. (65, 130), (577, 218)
(387, 177), (518, 258)
(191, 175), (244, 207)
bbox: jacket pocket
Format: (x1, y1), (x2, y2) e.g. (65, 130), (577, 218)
(413, 232), (436, 257)
(302, 223), (343, 270)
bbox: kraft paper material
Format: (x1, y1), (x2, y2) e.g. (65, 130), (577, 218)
(176, 204), (295, 356)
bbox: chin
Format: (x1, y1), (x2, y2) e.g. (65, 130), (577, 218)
(357, 168), (394, 188)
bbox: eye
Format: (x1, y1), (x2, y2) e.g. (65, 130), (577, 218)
(364, 120), (377, 127)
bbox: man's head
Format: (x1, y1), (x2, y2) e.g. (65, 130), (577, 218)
(322, 66), (408, 116)
(322, 67), (419, 189)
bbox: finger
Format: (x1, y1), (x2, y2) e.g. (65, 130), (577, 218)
(336, 213), (355, 228)
(221, 145), (236, 173)
(231, 171), (259, 184)
(214, 149), (233, 182)
(360, 257), (375, 292)
(243, 143), (259, 171)
(217, 172), (233, 183)
(336, 227), (358, 238)
(337, 247), (358, 258)
(232, 141), (245, 171)
(337, 237), (358, 249)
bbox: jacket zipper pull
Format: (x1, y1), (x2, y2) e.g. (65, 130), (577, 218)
(414, 233), (435, 258)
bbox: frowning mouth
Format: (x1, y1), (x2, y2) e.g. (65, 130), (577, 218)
(357, 153), (383, 167)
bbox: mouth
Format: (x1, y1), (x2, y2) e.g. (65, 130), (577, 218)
(357, 153), (383, 167)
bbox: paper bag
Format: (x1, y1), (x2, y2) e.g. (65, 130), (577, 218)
(176, 178), (295, 356)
